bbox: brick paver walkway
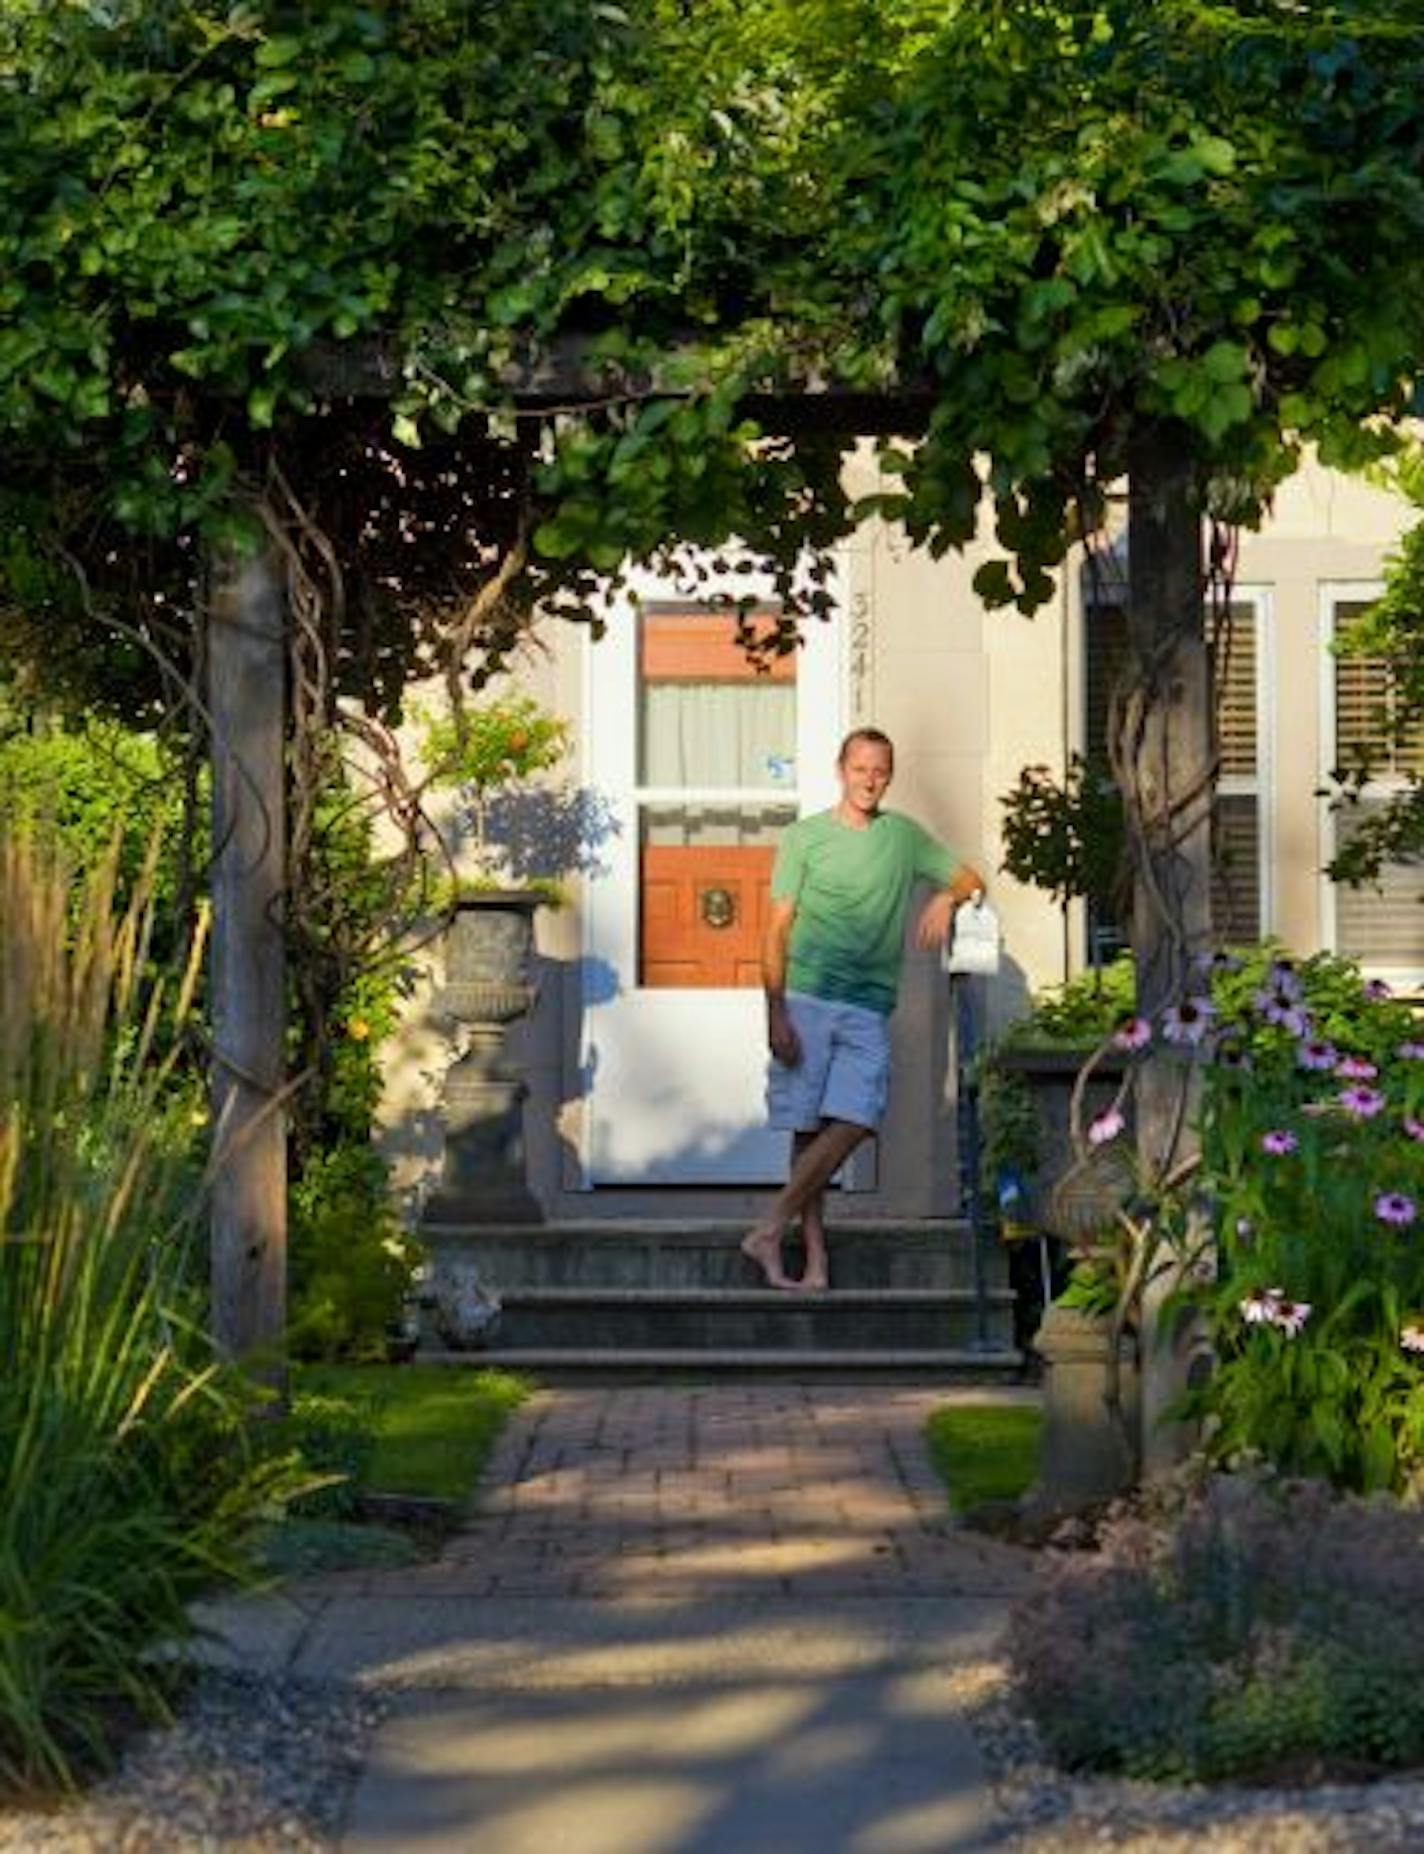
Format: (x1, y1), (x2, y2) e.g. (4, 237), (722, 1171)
(403, 1382), (1031, 1602)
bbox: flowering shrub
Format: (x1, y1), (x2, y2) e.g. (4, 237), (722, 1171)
(1060, 945), (1424, 1492)
(1008, 1470), (1424, 1783)
(1183, 951), (1424, 1493)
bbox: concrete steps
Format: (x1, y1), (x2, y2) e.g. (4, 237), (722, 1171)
(417, 1219), (1021, 1374)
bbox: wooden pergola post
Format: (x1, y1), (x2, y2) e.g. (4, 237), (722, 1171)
(1121, 423), (1214, 1474)
(208, 541), (288, 1383)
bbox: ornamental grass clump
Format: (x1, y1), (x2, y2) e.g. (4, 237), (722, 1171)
(0, 828), (299, 1794)
(1008, 1471), (1424, 1784)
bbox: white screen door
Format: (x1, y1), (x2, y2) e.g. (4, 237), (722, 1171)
(582, 563), (845, 1183)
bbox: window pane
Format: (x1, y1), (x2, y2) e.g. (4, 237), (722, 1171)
(1334, 598), (1424, 778)
(1335, 801), (1424, 969)
(1212, 794), (1260, 945)
(638, 608), (797, 789)
(1211, 603), (1256, 777)
(640, 681), (796, 789)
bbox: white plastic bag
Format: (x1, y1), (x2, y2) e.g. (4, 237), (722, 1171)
(944, 891), (1002, 977)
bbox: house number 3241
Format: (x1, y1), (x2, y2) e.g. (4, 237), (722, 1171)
(849, 591), (872, 721)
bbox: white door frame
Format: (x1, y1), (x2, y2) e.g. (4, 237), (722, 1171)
(578, 556), (847, 1186)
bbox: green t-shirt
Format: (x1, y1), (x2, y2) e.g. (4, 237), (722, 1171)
(770, 808), (958, 1015)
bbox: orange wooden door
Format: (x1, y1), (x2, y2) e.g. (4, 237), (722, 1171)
(640, 844), (773, 988)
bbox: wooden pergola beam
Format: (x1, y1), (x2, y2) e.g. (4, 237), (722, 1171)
(294, 336), (937, 435)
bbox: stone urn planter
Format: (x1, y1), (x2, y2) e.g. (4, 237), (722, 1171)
(422, 891), (544, 1227)
(989, 1044), (1134, 1244)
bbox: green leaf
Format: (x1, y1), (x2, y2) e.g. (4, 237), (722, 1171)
(1203, 341), (1247, 384)
(973, 559), (1015, 607)
(254, 35), (302, 67)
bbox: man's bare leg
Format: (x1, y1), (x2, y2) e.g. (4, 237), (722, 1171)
(743, 1119), (870, 1287)
(794, 1127), (830, 1291)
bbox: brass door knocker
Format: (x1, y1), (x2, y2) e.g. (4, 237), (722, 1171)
(700, 886), (736, 929)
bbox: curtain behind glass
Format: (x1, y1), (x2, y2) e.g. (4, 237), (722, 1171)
(640, 682), (796, 789)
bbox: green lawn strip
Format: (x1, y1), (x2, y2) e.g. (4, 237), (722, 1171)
(925, 1404), (1042, 1515)
(293, 1364), (531, 1505)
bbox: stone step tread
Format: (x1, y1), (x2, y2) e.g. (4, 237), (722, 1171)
(423, 1220), (974, 1243)
(424, 1346), (1024, 1371)
(493, 1286), (1014, 1306)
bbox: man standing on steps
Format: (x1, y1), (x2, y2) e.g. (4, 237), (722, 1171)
(741, 727), (984, 1292)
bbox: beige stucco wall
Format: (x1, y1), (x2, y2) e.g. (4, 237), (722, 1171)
(379, 453), (1419, 1225)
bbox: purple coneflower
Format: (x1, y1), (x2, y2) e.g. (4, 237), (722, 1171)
(1087, 1107), (1126, 1146)
(1398, 1042), (1424, 1062)
(1255, 985), (1309, 1034)
(1261, 1129), (1297, 1156)
(1405, 1115), (1424, 1143)
(1162, 997), (1216, 1046)
(1239, 1288), (1281, 1325)
(1113, 1016), (1152, 1053)
(1335, 1054), (1379, 1081)
(1297, 1040), (1338, 1072)
(1339, 1085), (1386, 1119)
(1276, 1300), (1312, 1338)
(1375, 1192), (1417, 1226)
(1365, 978), (1393, 1001)
(1266, 959), (1303, 997)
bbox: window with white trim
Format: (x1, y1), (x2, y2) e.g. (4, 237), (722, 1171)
(1084, 591), (1267, 958)
(1326, 589), (1424, 978)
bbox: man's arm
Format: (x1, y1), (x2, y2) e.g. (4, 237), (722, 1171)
(914, 862), (985, 950)
(763, 895), (801, 1065)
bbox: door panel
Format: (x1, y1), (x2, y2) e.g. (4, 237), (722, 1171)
(640, 844), (774, 988)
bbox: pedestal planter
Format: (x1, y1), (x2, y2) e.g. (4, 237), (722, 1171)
(422, 891), (544, 1227)
(1021, 1301), (1138, 1517)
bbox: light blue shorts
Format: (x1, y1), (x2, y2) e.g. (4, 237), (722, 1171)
(766, 991), (891, 1133)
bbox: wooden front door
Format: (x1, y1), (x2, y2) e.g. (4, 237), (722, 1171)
(583, 564), (844, 1184)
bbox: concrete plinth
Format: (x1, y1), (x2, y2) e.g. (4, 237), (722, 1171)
(1021, 1301), (1137, 1516)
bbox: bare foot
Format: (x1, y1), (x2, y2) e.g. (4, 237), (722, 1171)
(792, 1268), (830, 1293)
(740, 1228), (791, 1289)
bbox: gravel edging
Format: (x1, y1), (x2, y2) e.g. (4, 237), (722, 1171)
(0, 1672), (387, 1853)
(948, 1657), (1424, 1852)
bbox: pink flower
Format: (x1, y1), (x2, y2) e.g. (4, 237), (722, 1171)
(1365, 978), (1393, 1000)
(1336, 1055), (1379, 1080)
(1162, 997), (1216, 1046)
(1261, 1129), (1297, 1156)
(1398, 1042), (1424, 1061)
(1238, 1286), (1310, 1336)
(1401, 1324), (1424, 1355)
(1113, 1016), (1152, 1052)
(1405, 1115), (1424, 1142)
(1277, 1300), (1312, 1338)
(1087, 1107), (1127, 1146)
(1376, 1192), (1417, 1226)
(1297, 1041), (1338, 1072)
(1339, 1086), (1386, 1119)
